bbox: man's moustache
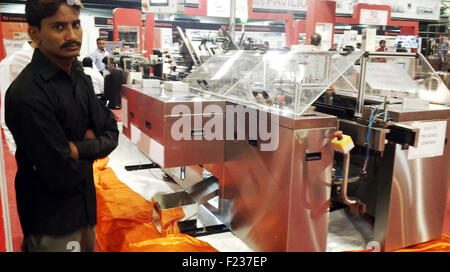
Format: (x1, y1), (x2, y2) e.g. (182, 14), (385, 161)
(61, 42), (81, 49)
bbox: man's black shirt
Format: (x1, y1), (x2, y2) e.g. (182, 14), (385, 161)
(5, 49), (119, 236)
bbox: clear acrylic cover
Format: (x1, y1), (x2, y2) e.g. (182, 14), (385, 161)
(333, 53), (450, 105)
(184, 50), (264, 95)
(185, 50), (363, 117)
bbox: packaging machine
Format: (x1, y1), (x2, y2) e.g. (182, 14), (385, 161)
(121, 49), (450, 252)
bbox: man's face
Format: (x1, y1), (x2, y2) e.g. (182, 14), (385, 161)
(97, 39), (106, 50)
(380, 42), (386, 48)
(28, 4), (82, 61)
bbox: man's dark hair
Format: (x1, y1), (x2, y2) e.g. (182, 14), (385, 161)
(26, 0), (83, 28)
(380, 40), (386, 45)
(97, 37), (106, 43)
(82, 57), (93, 68)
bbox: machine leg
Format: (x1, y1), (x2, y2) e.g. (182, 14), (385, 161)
(125, 163), (160, 171)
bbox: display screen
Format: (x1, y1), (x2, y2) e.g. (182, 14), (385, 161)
(185, 0), (199, 8)
(118, 26), (140, 49)
(396, 36), (419, 49)
(149, 0), (169, 6)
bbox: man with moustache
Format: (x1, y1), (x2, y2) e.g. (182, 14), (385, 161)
(5, 0), (118, 252)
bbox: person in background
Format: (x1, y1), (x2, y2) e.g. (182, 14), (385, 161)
(437, 33), (449, 71)
(102, 56), (123, 109)
(310, 33), (322, 50)
(0, 40), (37, 155)
(177, 35), (194, 72)
(356, 43), (362, 51)
(438, 33), (449, 54)
(373, 40), (388, 62)
(5, 0), (118, 252)
(90, 37), (109, 74)
(82, 57), (104, 99)
(376, 40), (388, 52)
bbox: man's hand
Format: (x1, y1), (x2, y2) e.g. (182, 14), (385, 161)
(68, 141), (79, 160)
(84, 129), (96, 140)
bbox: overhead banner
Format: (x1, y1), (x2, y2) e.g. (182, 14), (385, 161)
(336, 0), (441, 21)
(252, 0), (440, 20)
(252, 0), (307, 12)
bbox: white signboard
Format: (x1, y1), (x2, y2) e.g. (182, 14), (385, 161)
(236, 0), (249, 23)
(362, 28), (377, 51)
(3, 39), (26, 57)
(122, 99), (128, 128)
(252, 0), (307, 12)
(336, 0), (440, 21)
(408, 121), (447, 160)
(207, 0), (231, 18)
(342, 30), (358, 48)
(359, 8), (389, 25)
(315, 23), (333, 50)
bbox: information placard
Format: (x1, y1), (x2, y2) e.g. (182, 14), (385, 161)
(408, 121), (447, 160)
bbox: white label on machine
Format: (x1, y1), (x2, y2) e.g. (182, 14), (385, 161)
(122, 98), (128, 128)
(149, 138), (164, 167)
(130, 124), (142, 147)
(130, 124), (165, 166)
(408, 121), (447, 160)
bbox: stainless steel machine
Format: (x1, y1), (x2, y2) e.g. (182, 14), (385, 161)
(121, 49), (450, 252)
(122, 50), (361, 251)
(315, 51), (450, 252)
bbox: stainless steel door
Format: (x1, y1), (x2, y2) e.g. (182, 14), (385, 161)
(220, 122), (335, 251)
(382, 119), (450, 251)
(288, 127), (335, 251)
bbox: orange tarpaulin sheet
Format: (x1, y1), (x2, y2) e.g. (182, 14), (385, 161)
(393, 234), (450, 252)
(345, 234), (450, 252)
(93, 158), (218, 252)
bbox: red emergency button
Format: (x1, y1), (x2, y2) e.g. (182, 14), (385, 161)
(334, 131), (343, 140)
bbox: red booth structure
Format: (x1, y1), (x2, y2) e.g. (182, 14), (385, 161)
(179, 0), (296, 48)
(247, 0), (295, 48)
(335, 3), (419, 36)
(304, 0), (336, 46)
(182, 1), (419, 49)
(143, 13), (155, 58)
(113, 8), (143, 52)
(0, 14), (6, 62)
(113, 8), (155, 57)
(183, 0), (207, 16)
